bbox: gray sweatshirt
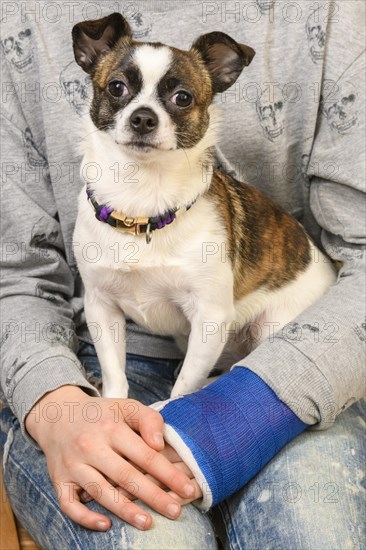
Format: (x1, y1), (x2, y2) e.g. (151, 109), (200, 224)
(1, 0), (365, 442)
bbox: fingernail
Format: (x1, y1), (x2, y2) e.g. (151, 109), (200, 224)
(167, 503), (180, 518)
(153, 433), (164, 447)
(135, 514), (148, 529)
(96, 521), (108, 530)
(184, 483), (195, 497)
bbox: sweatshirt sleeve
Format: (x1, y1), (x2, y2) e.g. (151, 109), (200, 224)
(0, 56), (98, 444)
(159, 2), (365, 509)
(242, 8), (366, 429)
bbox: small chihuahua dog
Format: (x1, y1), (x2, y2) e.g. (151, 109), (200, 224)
(72, 13), (336, 398)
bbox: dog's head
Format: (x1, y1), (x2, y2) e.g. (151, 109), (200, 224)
(72, 13), (255, 157)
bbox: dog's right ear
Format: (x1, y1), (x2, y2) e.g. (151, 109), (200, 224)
(72, 13), (131, 74)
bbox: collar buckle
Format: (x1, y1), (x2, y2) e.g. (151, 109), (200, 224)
(110, 211), (149, 236)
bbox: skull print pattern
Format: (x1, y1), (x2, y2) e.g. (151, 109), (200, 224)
(1, 28), (33, 72)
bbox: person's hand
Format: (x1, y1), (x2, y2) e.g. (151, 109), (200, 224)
(25, 385), (197, 531)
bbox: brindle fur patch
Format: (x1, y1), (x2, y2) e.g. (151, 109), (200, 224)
(208, 169), (311, 300)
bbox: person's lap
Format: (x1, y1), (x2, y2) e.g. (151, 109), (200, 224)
(1, 341), (364, 549)
(212, 397), (365, 550)
(1, 343), (216, 550)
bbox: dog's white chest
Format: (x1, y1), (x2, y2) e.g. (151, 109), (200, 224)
(73, 193), (226, 338)
(97, 264), (192, 336)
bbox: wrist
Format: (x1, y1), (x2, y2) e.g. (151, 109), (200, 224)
(25, 385), (88, 446)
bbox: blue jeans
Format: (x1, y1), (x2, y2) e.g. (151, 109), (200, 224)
(1, 341), (365, 549)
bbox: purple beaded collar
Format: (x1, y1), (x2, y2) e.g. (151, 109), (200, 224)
(86, 187), (195, 243)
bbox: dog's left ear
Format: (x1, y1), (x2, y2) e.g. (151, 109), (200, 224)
(191, 32), (255, 93)
(72, 12), (131, 74)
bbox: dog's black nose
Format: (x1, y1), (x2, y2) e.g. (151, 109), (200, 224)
(129, 108), (158, 135)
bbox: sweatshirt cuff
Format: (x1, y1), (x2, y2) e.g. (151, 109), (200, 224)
(160, 367), (308, 509)
(8, 353), (99, 448)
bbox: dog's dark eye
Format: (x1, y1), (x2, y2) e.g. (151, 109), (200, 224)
(108, 80), (128, 98)
(171, 91), (193, 108)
